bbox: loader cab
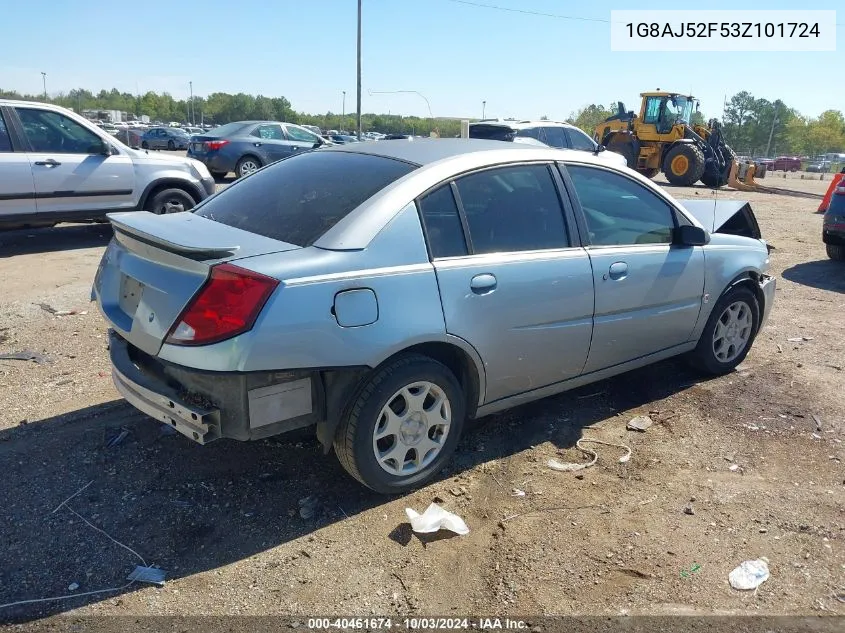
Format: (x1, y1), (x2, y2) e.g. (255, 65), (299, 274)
(640, 93), (694, 135)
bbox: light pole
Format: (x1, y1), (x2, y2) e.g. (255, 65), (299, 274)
(356, 0), (362, 140)
(41, 72), (47, 101)
(342, 91), (346, 133)
(482, 100), (486, 119)
(765, 103), (779, 158)
(189, 81), (194, 125)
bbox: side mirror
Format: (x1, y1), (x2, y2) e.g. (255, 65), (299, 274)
(675, 225), (710, 246)
(91, 139), (112, 155)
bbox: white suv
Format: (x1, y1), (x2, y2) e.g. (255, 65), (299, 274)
(0, 100), (215, 229)
(469, 119), (627, 168)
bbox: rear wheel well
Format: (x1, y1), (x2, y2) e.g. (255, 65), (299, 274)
(139, 179), (202, 211)
(402, 342), (481, 419)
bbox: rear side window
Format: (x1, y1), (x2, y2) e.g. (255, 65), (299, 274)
(0, 112), (11, 152)
(454, 164), (569, 254)
(417, 185), (467, 258)
(194, 151), (416, 246)
(541, 127), (568, 148)
(567, 127), (597, 151)
(207, 122), (247, 137)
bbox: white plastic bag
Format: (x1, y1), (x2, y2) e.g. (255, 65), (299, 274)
(728, 559), (770, 590)
(405, 503), (469, 535)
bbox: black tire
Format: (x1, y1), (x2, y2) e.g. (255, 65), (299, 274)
(333, 354), (466, 494)
(700, 169), (729, 188)
(141, 141), (149, 149)
(236, 155), (262, 178)
(210, 171), (228, 180)
(167, 140), (176, 151)
(145, 188), (196, 215)
(663, 144), (706, 186)
(687, 285), (760, 375)
(606, 139), (636, 170)
(827, 244), (845, 261)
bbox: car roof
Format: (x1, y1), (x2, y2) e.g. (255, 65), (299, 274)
(325, 137), (594, 166)
(468, 119), (576, 130)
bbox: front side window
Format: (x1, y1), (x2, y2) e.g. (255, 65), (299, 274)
(566, 164), (676, 246)
(0, 112), (12, 152)
(567, 128), (597, 151)
(417, 185), (467, 259)
(252, 124), (284, 140)
(454, 164), (569, 254)
(16, 108), (103, 154)
(285, 125), (321, 143)
(541, 127), (568, 149)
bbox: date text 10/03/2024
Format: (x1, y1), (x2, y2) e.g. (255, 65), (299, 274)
(626, 22), (821, 38)
(307, 618), (529, 630)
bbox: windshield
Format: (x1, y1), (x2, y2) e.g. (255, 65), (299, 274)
(468, 124), (516, 142)
(668, 96), (694, 125)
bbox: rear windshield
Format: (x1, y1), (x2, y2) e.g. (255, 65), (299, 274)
(206, 122), (248, 137)
(469, 124), (516, 142)
(194, 150), (416, 246)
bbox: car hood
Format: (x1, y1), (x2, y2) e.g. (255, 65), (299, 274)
(677, 199), (762, 240)
(124, 146), (195, 167)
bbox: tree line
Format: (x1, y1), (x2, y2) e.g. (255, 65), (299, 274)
(0, 87), (464, 138)
(566, 92), (844, 157)
(2, 86), (842, 155)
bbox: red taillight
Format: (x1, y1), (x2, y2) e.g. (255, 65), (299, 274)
(204, 140), (229, 151)
(166, 263), (279, 346)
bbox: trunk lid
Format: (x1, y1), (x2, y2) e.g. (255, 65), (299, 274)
(95, 211), (298, 356)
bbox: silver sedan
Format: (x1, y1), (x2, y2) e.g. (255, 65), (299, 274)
(92, 139), (775, 493)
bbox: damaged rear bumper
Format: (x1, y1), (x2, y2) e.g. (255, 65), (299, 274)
(759, 274), (776, 330)
(108, 330), (326, 444)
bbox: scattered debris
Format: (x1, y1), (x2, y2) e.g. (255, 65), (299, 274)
(449, 487), (464, 497)
(106, 428), (130, 448)
(812, 414), (823, 431)
(512, 488), (526, 497)
(547, 438), (631, 472)
(812, 434), (822, 440)
(37, 302), (58, 314)
(787, 336), (814, 342)
(683, 504), (696, 516)
(127, 565), (167, 586)
(627, 415), (654, 432)
(0, 350), (50, 364)
(67, 583), (79, 592)
(299, 495), (319, 520)
(405, 503), (469, 535)
(680, 563), (702, 578)
(729, 559), (770, 590)
(729, 464), (741, 472)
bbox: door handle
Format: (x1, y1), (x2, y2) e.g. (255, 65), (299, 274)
(605, 262), (628, 281)
(34, 159), (61, 167)
(470, 273), (497, 295)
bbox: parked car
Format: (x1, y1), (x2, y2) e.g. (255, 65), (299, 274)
(328, 134), (360, 144)
(182, 126), (205, 136)
(762, 156), (802, 172)
(807, 160), (831, 173)
(0, 100), (215, 229)
(823, 175), (845, 260)
(469, 120), (627, 167)
(186, 120), (329, 178)
(381, 133), (412, 140)
(92, 139), (775, 493)
(141, 127), (191, 150)
(302, 124), (323, 136)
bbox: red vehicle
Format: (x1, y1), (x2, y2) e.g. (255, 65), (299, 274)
(761, 156), (802, 172)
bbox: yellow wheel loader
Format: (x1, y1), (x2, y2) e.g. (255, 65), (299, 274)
(595, 92), (742, 188)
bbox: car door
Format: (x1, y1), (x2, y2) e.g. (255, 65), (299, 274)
(561, 162), (705, 373)
(14, 106), (135, 215)
(540, 126), (568, 149)
(419, 163), (595, 404)
(0, 107), (37, 219)
(250, 123), (290, 163)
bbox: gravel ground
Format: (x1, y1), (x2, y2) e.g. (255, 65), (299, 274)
(0, 174), (842, 626)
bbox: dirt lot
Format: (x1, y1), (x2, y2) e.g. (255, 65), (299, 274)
(0, 174), (842, 626)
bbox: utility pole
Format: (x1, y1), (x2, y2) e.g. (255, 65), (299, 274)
(41, 72), (47, 101)
(342, 91), (346, 133)
(482, 100), (486, 119)
(765, 103), (779, 158)
(356, 0), (362, 140)
(189, 81), (194, 125)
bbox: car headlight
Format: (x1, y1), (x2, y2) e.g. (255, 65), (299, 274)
(188, 158), (211, 180)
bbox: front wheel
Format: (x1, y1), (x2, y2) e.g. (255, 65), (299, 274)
(167, 140), (176, 151)
(146, 188), (196, 215)
(688, 286), (760, 375)
(141, 141), (149, 149)
(333, 354), (466, 494)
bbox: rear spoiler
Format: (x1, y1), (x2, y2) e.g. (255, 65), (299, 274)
(107, 211), (240, 258)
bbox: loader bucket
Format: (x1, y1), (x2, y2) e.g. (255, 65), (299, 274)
(726, 160), (825, 200)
